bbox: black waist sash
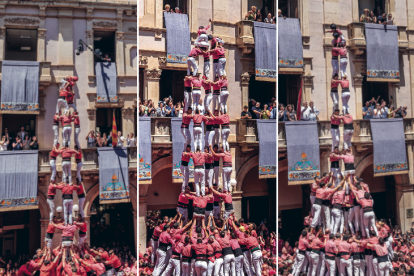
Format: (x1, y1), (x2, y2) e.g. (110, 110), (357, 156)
(344, 123), (354, 130)
(345, 163), (355, 171)
(205, 163), (214, 169)
(185, 87), (192, 92)
(222, 247), (233, 256)
(224, 203), (233, 211)
(206, 203), (214, 211)
(314, 198), (323, 206)
(363, 206), (373, 213)
(377, 255), (388, 263)
(181, 161), (189, 166)
(352, 252), (365, 260)
(331, 161), (339, 168)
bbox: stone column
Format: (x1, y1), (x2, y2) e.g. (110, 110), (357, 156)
(325, 45), (333, 120)
(0, 27), (5, 60)
(58, 9), (74, 66)
(145, 68), (162, 104)
(155, 0), (163, 29)
(389, 83), (399, 108)
(40, 219), (48, 248)
(87, 108), (96, 132)
(139, 194), (148, 254)
(354, 75), (364, 119)
(116, 32), (125, 82)
(241, 72), (250, 112)
(302, 75), (314, 103)
(122, 107), (136, 138)
(232, 191), (242, 219)
(37, 29), (46, 62)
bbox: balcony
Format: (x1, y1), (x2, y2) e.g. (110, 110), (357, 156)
(236, 20), (255, 55)
(38, 147), (137, 173)
(278, 119), (414, 152)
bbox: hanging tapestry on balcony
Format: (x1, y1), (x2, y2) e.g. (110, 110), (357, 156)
(97, 147), (130, 204)
(257, 120), (277, 178)
(164, 12), (191, 64)
(0, 150), (38, 211)
(370, 118), (407, 176)
(365, 23), (399, 80)
(278, 18), (303, 68)
(1, 61), (39, 111)
(285, 121), (320, 185)
(139, 117), (152, 184)
(172, 118), (205, 183)
(95, 62), (118, 102)
(253, 22), (276, 78)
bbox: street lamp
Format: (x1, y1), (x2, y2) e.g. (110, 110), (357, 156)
(75, 39), (103, 60)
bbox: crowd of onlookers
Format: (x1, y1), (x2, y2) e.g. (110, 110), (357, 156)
(163, 4), (183, 14)
(0, 126), (40, 151)
(139, 98), (197, 118)
(362, 96), (407, 119)
(85, 130), (136, 148)
(245, 6), (276, 24)
(360, 9), (394, 25)
(278, 101), (319, 122)
(241, 98), (278, 119)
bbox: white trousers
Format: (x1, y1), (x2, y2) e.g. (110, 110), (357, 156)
(76, 161), (83, 183)
(340, 58), (348, 78)
(219, 58), (226, 76)
(331, 92), (339, 113)
(331, 208), (343, 234)
(184, 91), (192, 112)
(193, 127), (203, 150)
(213, 258), (224, 276)
(378, 261), (392, 276)
(195, 260), (207, 276)
(195, 34), (209, 47)
(222, 167), (232, 192)
(63, 199), (73, 224)
(359, 207), (367, 237)
(242, 251), (253, 276)
(177, 207), (188, 224)
(53, 125), (59, 146)
(180, 165), (190, 191)
(342, 91), (351, 114)
(332, 58), (339, 76)
(45, 237), (53, 249)
(205, 168), (214, 188)
(187, 57), (198, 76)
(235, 255), (244, 276)
(322, 205), (331, 230)
(56, 98), (69, 113)
(68, 103), (77, 113)
(343, 129), (354, 150)
(347, 207), (356, 234)
(311, 204), (322, 228)
(251, 250), (262, 276)
(203, 60), (210, 79)
(339, 258), (353, 276)
(74, 127), (80, 148)
(354, 205), (362, 233)
(204, 93), (213, 112)
(220, 91), (229, 114)
(192, 90), (201, 111)
(331, 128), (340, 152)
(62, 126), (72, 147)
(213, 62), (220, 79)
(160, 259), (180, 276)
(221, 129), (230, 151)
(50, 159), (57, 180)
(213, 94), (220, 111)
(182, 262), (191, 276)
(194, 168), (205, 196)
(205, 130), (214, 147)
(78, 197), (85, 218)
(62, 161), (72, 183)
(364, 211), (379, 237)
(207, 261), (215, 276)
(78, 236), (86, 246)
(47, 198), (55, 222)
(181, 128), (191, 151)
(223, 254), (236, 276)
(309, 252), (320, 276)
(293, 253), (306, 276)
(325, 258), (336, 276)
(150, 239), (159, 264)
(214, 128), (220, 146)
(213, 166), (220, 185)
(154, 249), (168, 276)
(354, 259), (365, 276)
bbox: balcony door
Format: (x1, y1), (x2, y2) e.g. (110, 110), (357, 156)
(278, 74), (301, 109)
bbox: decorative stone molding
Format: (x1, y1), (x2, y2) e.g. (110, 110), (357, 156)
(128, 27), (137, 32)
(354, 75), (364, 86)
(0, 27), (5, 36)
(125, 10), (134, 17)
(158, 56), (167, 66)
(121, 107), (135, 118)
(93, 21), (117, 28)
(241, 72), (250, 83)
(155, 30), (162, 39)
(139, 55), (148, 66)
(302, 75), (314, 86)
(248, 63), (255, 72)
(86, 31), (94, 39)
(86, 8), (94, 20)
(191, 33), (198, 41)
(241, 47), (253, 56)
(5, 17), (40, 25)
(94, 97), (125, 108)
(38, 6), (46, 19)
(38, 108), (46, 117)
(38, 29), (46, 38)
(116, 32), (124, 40)
(87, 108), (96, 120)
(145, 68), (162, 79)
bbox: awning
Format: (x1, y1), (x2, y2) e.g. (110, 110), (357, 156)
(257, 120), (276, 178)
(164, 12), (191, 64)
(285, 121), (320, 185)
(98, 147), (130, 204)
(365, 23), (399, 81)
(95, 62), (118, 102)
(139, 117), (152, 184)
(278, 18), (303, 69)
(1, 61), (39, 112)
(253, 22), (276, 79)
(370, 118), (407, 176)
(0, 150), (38, 211)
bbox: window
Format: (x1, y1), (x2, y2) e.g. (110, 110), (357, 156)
(159, 70), (187, 106)
(278, 0), (298, 18)
(248, 75), (276, 111)
(94, 31), (116, 63)
(95, 108), (123, 139)
(249, 0), (276, 20)
(163, 0), (187, 14)
(5, 29), (37, 61)
(2, 115), (36, 150)
(359, 0), (385, 19)
(278, 74), (301, 108)
(362, 78), (389, 106)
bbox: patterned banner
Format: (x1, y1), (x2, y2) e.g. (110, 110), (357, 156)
(253, 22), (276, 78)
(257, 120), (277, 178)
(285, 121), (320, 185)
(278, 18), (303, 68)
(164, 12), (191, 64)
(139, 117), (152, 184)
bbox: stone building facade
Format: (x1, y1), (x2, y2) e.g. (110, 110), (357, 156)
(0, 0), (137, 255)
(278, 0), (414, 238)
(138, 0), (276, 253)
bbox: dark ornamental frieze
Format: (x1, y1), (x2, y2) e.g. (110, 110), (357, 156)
(93, 21), (117, 28)
(5, 17), (40, 25)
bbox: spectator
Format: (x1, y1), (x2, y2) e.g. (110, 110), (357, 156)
(117, 133), (125, 147)
(388, 105), (395, 118)
(0, 135), (9, 151)
(245, 6), (257, 21)
(126, 133), (136, 147)
(252, 101), (262, 119)
(102, 133), (108, 146)
(12, 137), (22, 151)
(174, 7), (181, 14)
(175, 102), (183, 117)
(86, 130), (96, 148)
(369, 10), (377, 23)
(256, 9), (263, 22)
(102, 54), (111, 62)
(286, 104), (297, 121)
(163, 4), (172, 13)
(107, 131), (113, 147)
(278, 9), (282, 17)
(378, 12), (387, 24)
(278, 104), (287, 121)
(240, 105), (252, 119)
(147, 100), (156, 117)
(300, 101), (311, 121)
(156, 102), (166, 117)
(270, 103), (277, 119)
(22, 136), (31, 150)
(3, 128), (12, 150)
(164, 100), (173, 117)
(362, 101), (373, 119)
(96, 132), (104, 147)
(309, 101), (319, 121)
(360, 8), (371, 23)
(387, 13), (394, 25)
(380, 102), (389, 118)
(394, 106), (407, 118)
(373, 103), (384, 118)
(264, 13), (274, 23)
(261, 104), (270, 119)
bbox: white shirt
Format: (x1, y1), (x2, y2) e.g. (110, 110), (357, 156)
(373, 108), (383, 119)
(117, 140), (124, 147)
(380, 106), (389, 118)
(197, 104), (205, 115)
(301, 106), (311, 120)
(309, 107), (319, 121)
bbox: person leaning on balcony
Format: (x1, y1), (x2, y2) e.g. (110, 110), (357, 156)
(251, 102), (262, 119)
(264, 13), (274, 23)
(156, 102), (166, 117)
(245, 6), (257, 21)
(393, 106), (407, 118)
(261, 104), (271, 119)
(12, 136), (22, 151)
(163, 4), (172, 13)
(0, 135), (9, 151)
(309, 101), (319, 121)
(360, 9), (371, 23)
(286, 104), (297, 121)
(241, 105), (252, 119)
(85, 130), (96, 148)
(300, 102), (311, 121)
(256, 9), (263, 22)
(369, 11), (377, 24)
(278, 104), (287, 121)
(30, 136), (39, 150)
(386, 14), (394, 25)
